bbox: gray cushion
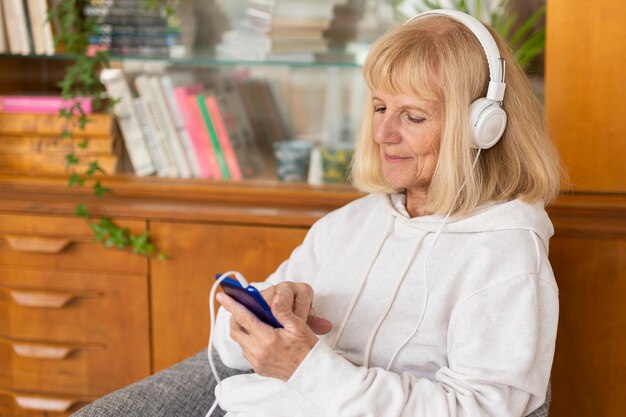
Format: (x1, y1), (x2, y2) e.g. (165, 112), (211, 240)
(72, 350), (550, 417)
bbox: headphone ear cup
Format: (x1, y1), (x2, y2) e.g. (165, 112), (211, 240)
(469, 98), (508, 149)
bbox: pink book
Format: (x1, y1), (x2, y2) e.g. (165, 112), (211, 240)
(173, 85), (216, 179)
(204, 95), (242, 180)
(0, 95), (93, 114)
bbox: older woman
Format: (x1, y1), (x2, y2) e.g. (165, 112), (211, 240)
(213, 9), (561, 417)
(73, 9), (561, 417)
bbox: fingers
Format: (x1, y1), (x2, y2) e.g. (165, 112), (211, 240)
(265, 282), (314, 321)
(218, 292), (270, 339)
(307, 307), (333, 335)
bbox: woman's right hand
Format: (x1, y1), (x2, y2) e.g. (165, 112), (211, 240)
(261, 282), (332, 335)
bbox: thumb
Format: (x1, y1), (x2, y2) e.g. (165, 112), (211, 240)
(271, 293), (310, 335)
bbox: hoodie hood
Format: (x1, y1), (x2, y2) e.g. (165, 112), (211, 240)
(385, 193), (554, 250)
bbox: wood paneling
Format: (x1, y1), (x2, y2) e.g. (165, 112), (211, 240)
(150, 221), (308, 371)
(0, 57), (72, 94)
(547, 196), (626, 417)
(545, 0), (626, 193)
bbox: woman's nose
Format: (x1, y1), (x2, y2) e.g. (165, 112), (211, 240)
(374, 114), (401, 145)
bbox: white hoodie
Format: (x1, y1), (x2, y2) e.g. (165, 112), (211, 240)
(213, 193), (558, 417)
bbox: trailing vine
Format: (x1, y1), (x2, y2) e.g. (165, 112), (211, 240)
(48, 0), (166, 259)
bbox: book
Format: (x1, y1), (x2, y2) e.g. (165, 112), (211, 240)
(0, 0), (7, 53)
(1, 0), (24, 54)
(99, 68), (156, 177)
(0, 112), (115, 136)
(0, 95), (93, 113)
(134, 75), (179, 178)
(15, 0), (32, 54)
(0, 152), (120, 174)
(204, 95), (242, 180)
(196, 92), (230, 180)
(173, 84), (216, 179)
(25, 0), (55, 55)
(0, 134), (117, 154)
(159, 73), (201, 178)
(148, 75), (192, 178)
(215, 89), (264, 178)
(132, 97), (173, 178)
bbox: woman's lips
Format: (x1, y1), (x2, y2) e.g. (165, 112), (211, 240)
(384, 154), (411, 162)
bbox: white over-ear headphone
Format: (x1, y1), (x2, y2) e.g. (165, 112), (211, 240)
(406, 9), (507, 149)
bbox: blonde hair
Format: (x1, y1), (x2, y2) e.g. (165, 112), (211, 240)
(351, 15), (564, 216)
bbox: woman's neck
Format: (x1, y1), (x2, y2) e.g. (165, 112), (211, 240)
(405, 189), (431, 218)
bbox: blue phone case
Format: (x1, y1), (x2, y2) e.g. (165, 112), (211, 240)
(217, 275), (282, 328)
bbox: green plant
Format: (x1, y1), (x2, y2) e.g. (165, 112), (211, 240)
(48, 0), (167, 259)
(392, 0), (546, 71)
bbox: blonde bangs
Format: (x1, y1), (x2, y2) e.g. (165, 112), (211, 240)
(363, 26), (441, 101)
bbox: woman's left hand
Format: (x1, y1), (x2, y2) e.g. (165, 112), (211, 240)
(217, 290), (318, 381)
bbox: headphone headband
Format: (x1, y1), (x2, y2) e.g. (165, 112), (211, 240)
(406, 9), (506, 102)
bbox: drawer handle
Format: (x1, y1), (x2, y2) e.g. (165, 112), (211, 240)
(4, 235), (74, 253)
(2, 287), (101, 308)
(0, 337), (103, 359)
(0, 388), (88, 412)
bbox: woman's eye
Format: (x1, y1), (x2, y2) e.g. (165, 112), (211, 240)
(374, 106), (386, 113)
(406, 114), (425, 124)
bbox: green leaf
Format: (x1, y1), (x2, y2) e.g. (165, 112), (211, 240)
(516, 29), (546, 69)
(67, 173), (84, 188)
(86, 161), (105, 176)
(510, 5), (546, 50)
(74, 203), (90, 219)
(77, 138), (89, 149)
(65, 153), (79, 169)
(93, 180), (113, 197)
(130, 232), (154, 255)
(90, 221), (108, 242)
(60, 129), (72, 139)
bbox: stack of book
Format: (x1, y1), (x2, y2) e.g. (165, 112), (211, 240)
(100, 68), (285, 180)
(85, 0), (184, 57)
(0, 0), (55, 55)
(0, 95), (122, 175)
(216, 0), (346, 62)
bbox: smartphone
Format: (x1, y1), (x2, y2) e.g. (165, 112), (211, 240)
(216, 275), (282, 328)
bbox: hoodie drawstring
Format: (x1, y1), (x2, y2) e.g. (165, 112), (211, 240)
(363, 232), (426, 367)
(330, 213), (394, 350)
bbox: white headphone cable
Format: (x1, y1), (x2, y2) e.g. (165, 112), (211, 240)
(205, 271), (249, 417)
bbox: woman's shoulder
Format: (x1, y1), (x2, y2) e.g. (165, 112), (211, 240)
(312, 193), (389, 231)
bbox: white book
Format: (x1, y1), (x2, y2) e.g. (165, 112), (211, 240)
(159, 72), (201, 178)
(132, 97), (171, 178)
(99, 69), (156, 177)
(27, 0), (53, 54)
(2, 0), (20, 53)
(26, 0), (44, 54)
(148, 75), (192, 179)
(0, 0), (7, 53)
(134, 75), (179, 178)
(14, 0), (32, 54)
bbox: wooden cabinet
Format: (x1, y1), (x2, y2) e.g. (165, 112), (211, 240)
(0, 211), (150, 415)
(0, 176), (624, 416)
(0, 174), (357, 415)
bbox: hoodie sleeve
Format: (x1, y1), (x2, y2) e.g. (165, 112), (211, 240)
(286, 273), (559, 417)
(213, 215), (332, 370)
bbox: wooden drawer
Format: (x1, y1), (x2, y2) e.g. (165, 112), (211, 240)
(0, 379), (93, 416)
(0, 213), (147, 274)
(0, 266), (151, 393)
